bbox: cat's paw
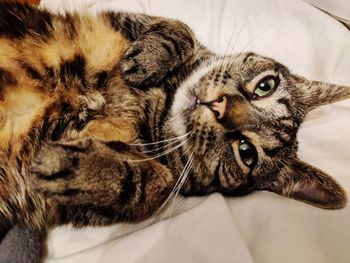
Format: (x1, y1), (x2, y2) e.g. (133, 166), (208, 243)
(30, 143), (70, 177)
(120, 34), (171, 88)
(120, 21), (195, 89)
(30, 139), (92, 178)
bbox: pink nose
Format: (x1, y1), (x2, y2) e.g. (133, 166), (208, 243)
(198, 96), (227, 119)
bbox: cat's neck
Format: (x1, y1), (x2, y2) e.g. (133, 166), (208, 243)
(136, 52), (214, 185)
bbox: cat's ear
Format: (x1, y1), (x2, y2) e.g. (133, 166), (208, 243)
(258, 158), (347, 209)
(295, 75), (350, 112)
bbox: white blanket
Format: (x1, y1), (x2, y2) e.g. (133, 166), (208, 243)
(39, 0), (350, 262)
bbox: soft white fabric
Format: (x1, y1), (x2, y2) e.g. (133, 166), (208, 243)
(303, 0), (350, 21)
(39, 0), (350, 262)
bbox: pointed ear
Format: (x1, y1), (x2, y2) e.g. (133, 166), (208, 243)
(294, 75), (350, 112)
(258, 159), (347, 209)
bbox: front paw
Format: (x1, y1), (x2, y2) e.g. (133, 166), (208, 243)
(120, 35), (169, 88)
(31, 143), (69, 177)
(30, 139), (91, 178)
(120, 21), (195, 88)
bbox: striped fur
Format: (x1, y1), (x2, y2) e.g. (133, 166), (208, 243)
(0, 1), (349, 247)
(0, 1), (204, 236)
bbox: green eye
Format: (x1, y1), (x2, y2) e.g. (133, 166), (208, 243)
(238, 140), (257, 167)
(254, 76), (278, 98)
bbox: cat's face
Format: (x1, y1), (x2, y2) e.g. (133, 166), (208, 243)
(170, 52), (349, 209)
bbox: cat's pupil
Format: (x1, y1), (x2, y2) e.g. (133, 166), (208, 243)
(259, 82), (270, 91)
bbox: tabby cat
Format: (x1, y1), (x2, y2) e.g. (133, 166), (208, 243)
(0, 1), (349, 242)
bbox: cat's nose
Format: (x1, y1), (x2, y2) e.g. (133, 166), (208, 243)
(198, 96), (227, 119)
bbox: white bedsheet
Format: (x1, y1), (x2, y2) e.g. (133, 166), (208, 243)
(39, 0), (350, 262)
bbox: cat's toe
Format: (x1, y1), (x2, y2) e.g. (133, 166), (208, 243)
(120, 53), (152, 88)
(30, 143), (71, 177)
(120, 39), (166, 88)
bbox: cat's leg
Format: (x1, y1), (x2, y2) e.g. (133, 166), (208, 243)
(30, 138), (175, 226)
(0, 158), (47, 242)
(105, 12), (212, 88)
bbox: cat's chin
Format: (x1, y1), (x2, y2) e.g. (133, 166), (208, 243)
(169, 83), (196, 137)
(168, 96), (193, 138)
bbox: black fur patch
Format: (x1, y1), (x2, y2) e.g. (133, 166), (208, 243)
(58, 205), (69, 224)
(138, 99), (153, 145)
(263, 147), (280, 158)
(51, 103), (73, 141)
(0, 2), (52, 39)
(277, 98), (292, 112)
(44, 66), (55, 79)
(71, 157), (80, 169)
(155, 32), (182, 58)
(210, 160), (222, 189)
(122, 16), (138, 41)
(123, 47), (142, 60)
(0, 68), (16, 88)
(242, 52), (255, 64)
(37, 169), (74, 181)
(122, 64), (139, 75)
(119, 162), (136, 205)
(105, 141), (130, 153)
(222, 174), (256, 197)
(138, 170), (147, 204)
(40, 117), (51, 140)
(223, 70), (231, 80)
(179, 29), (195, 49)
(214, 73), (221, 83)
(104, 12), (122, 33)
(105, 12), (139, 41)
(20, 125), (40, 158)
(95, 70), (109, 89)
(59, 54), (86, 89)
(224, 130), (242, 141)
(21, 62), (42, 80)
(156, 94), (173, 143)
(59, 13), (77, 40)
(42, 66), (57, 90)
(274, 131), (288, 144)
(61, 188), (80, 197)
(161, 42), (173, 56)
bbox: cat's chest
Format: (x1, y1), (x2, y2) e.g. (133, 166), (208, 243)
(75, 87), (169, 145)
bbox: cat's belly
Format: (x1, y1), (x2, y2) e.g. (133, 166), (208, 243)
(0, 84), (49, 156)
(79, 87), (142, 144)
(82, 119), (138, 143)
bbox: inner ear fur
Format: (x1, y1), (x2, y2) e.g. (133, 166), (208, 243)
(293, 74), (350, 112)
(258, 158), (347, 209)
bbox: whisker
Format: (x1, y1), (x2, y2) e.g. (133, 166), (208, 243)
(168, 152), (194, 217)
(231, 12), (249, 55)
(149, 151), (194, 220)
(127, 137), (190, 162)
(130, 130), (192, 146)
(140, 138), (184, 154)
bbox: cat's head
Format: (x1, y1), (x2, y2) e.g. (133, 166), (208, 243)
(170, 52), (350, 209)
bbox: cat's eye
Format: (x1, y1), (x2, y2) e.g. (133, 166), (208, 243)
(238, 139), (257, 167)
(253, 76), (278, 98)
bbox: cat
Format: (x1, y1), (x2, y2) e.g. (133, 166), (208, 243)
(0, 0), (349, 243)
